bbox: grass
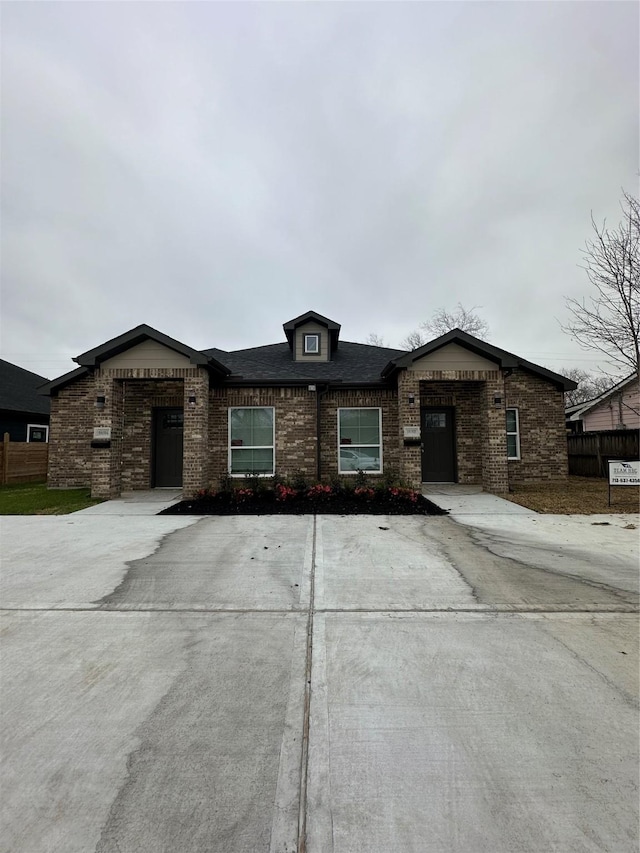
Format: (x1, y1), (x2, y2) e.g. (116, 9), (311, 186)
(504, 476), (640, 515)
(0, 482), (103, 515)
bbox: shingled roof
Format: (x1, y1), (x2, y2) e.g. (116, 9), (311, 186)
(203, 341), (406, 384)
(0, 359), (50, 416)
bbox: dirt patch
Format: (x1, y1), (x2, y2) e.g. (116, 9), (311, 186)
(504, 476), (639, 515)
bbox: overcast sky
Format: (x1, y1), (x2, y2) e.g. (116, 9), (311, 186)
(1, 1), (637, 381)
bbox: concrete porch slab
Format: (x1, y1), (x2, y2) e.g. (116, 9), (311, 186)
(73, 490), (183, 516)
(422, 485), (535, 515)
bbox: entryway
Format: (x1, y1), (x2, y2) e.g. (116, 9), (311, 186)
(153, 408), (184, 487)
(421, 406), (456, 482)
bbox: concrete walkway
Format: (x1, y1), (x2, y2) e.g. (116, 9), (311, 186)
(74, 489), (183, 515)
(1, 503), (638, 852)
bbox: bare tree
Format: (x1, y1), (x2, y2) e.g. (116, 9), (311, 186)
(561, 367), (616, 408)
(401, 303), (489, 350)
(364, 332), (385, 347)
(563, 190), (640, 385)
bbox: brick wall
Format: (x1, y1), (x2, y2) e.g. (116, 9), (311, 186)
(209, 386), (317, 485)
(48, 374), (95, 488)
(506, 369), (568, 483)
(319, 388), (399, 480)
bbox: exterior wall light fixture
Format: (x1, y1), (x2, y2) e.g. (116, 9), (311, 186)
(493, 392), (503, 407)
(408, 393), (415, 407)
(188, 394), (197, 407)
(95, 395), (106, 410)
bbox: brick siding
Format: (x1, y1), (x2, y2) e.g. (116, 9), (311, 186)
(48, 374), (95, 488)
(505, 369), (568, 483)
(47, 364), (569, 497)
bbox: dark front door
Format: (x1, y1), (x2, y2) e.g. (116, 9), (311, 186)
(421, 407), (456, 482)
(153, 408), (184, 487)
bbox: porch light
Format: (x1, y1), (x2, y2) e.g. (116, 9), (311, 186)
(408, 393), (415, 408)
(493, 392), (503, 407)
(95, 395), (106, 410)
(188, 393), (197, 407)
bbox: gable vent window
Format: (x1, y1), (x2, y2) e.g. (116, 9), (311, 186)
(304, 334), (320, 355)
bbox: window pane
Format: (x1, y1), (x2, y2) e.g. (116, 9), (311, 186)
(425, 413), (446, 428)
(231, 409), (273, 446)
(507, 435), (518, 458)
(339, 448), (381, 472)
(506, 410), (517, 432)
(231, 448), (274, 474)
(304, 335), (319, 353)
(339, 409), (380, 445)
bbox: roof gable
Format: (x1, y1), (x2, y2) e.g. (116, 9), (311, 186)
(382, 328), (577, 391)
(282, 310), (341, 353)
(73, 324), (230, 375)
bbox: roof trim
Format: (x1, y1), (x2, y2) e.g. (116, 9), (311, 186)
(73, 324), (231, 375)
(282, 310), (341, 353)
(567, 373), (637, 420)
(382, 328), (577, 391)
(40, 366), (92, 396)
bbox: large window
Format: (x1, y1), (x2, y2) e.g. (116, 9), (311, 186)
(338, 408), (382, 473)
(229, 407), (275, 475)
(506, 408), (520, 460)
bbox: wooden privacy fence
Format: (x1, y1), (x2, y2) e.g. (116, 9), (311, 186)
(568, 430), (639, 477)
(1, 433), (49, 485)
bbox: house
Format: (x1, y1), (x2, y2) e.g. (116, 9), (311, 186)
(41, 311), (576, 498)
(0, 359), (50, 442)
(566, 374), (639, 433)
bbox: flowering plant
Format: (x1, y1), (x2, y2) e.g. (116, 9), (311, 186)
(307, 484), (332, 498)
(388, 486), (419, 503)
(196, 488), (216, 499)
(354, 486), (375, 499)
(275, 484), (298, 501)
(234, 488), (254, 501)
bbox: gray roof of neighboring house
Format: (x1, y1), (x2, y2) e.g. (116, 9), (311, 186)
(203, 341), (406, 384)
(0, 359), (50, 416)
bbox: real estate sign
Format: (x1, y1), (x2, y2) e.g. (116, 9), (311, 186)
(608, 460), (640, 485)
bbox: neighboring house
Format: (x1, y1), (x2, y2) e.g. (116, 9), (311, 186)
(0, 359), (50, 442)
(566, 374), (640, 433)
(41, 311), (576, 498)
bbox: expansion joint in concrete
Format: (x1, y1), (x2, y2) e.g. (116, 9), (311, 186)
(297, 514), (317, 853)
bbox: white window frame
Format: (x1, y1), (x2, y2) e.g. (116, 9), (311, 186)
(337, 407), (383, 475)
(303, 333), (320, 355)
(228, 406), (275, 477)
(506, 408), (520, 460)
(26, 423), (49, 443)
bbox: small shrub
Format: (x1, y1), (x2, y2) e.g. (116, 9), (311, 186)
(307, 483), (332, 499)
(354, 486), (375, 500)
(291, 469), (311, 491)
(219, 472), (233, 494)
(275, 484), (298, 501)
(354, 469), (369, 488)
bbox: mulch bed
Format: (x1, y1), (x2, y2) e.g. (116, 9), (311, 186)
(159, 492), (447, 516)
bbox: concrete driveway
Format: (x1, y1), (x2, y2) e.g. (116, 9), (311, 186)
(1, 498), (638, 853)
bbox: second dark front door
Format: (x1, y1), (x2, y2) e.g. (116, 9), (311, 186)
(421, 407), (456, 482)
(153, 408), (184, 487)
